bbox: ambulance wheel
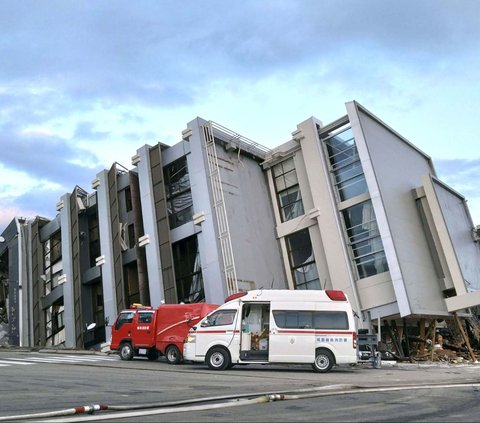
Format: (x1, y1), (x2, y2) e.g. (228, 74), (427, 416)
(312, 348), (334, 373)
(119, 342), (134, 361)
(165, 345), (181, 364)
(147, 349), (159, 361)
(206, 347), (231, 370)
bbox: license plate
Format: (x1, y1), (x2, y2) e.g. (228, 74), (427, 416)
(139, 348), (147, 355)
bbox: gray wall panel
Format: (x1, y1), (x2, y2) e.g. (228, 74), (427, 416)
(433, 180), (480, 291)
(356, 106), (447, 315)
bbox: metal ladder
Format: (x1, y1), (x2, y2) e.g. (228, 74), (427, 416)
(202, 122), (238, 296)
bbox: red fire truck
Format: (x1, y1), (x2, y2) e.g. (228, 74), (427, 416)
(110, 303), (218, 364)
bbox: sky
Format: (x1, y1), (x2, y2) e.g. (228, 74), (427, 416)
(1, 0), (479, 234)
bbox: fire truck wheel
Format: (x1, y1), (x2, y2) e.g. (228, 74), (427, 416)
(165, 345), (181, 364)
(206, 346), (231, 370)
(312, 348), (334, 373)
(119, 342), (134, 361)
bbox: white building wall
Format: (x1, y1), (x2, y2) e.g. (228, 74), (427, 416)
(433, 181), (480, 292)
(350, 102), (448, 316)
(215, 143), (287, 291)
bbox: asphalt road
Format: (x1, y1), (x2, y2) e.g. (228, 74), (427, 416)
(1, 349), (480, 422)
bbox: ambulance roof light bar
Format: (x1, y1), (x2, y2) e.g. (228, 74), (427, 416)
(326, 290), (347, 301)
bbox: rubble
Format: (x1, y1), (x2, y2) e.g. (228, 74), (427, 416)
(372, 313), (480, 365)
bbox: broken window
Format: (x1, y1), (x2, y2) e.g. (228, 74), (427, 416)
(285, 229), (320, 290)
(88, 214), (100, 268)
(172, 235), (205, 303)
(164, 157), (193, 229)
(45, 301), (65, 346)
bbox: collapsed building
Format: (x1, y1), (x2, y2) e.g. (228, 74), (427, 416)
(1, 101), (479, 361)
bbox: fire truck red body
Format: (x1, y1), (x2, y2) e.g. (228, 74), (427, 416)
(110, 303), (218, 364)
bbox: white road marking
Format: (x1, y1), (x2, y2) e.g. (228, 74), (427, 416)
(0, 355), (118, 367)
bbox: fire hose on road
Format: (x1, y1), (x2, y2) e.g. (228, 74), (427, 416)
(1, 382), (480, 422)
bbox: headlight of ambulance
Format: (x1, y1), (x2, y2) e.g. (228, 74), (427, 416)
(186, 334), (196, 343)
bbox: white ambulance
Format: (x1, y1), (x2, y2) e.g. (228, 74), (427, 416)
(183, 289), (358, 373)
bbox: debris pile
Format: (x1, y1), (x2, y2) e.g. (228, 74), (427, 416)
(375, 313), (480, 364)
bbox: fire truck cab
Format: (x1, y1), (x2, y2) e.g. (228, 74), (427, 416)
(110, 303), (218, 364)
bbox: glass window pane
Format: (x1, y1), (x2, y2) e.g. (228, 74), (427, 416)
(278, 186), (299, 208)
(323, 126), (367, 203)
(314, 311), (349, 330)
(335, 161), (363, 184)
(272, 162), (283, 177)
(355, 252), (389, 278)
(272, 311), (286, 327)
(342, 201), (389, 279)
(305, 279), (321, 290)
(283, 169), (298, 189)
(275, 175), (286, 191)
(285, 311), (298, 328)
(338, 175), (368, 201)
(298, 311), (313, 328)
(273, 157), (304, 222)
(281, 157), (295, 173)
(282, 201), (304, 221)
(207, 310), (237, 326)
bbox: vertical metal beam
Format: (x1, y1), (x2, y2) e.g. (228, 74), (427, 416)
(202, 123), (238, 296)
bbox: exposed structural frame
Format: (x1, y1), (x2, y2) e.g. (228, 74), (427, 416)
(210, 121), (271, 159)
(202, 122), (238, 296)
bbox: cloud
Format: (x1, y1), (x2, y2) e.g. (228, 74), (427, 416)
(435, 158), (480, 224)
(1, 1), (479, 107)
(435, 159), (480, 198)
(0, 127), (100, 184)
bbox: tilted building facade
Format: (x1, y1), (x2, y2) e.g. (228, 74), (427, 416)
(1, 101), (479, 349)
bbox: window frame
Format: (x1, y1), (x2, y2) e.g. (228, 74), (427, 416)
(172, 235), (205, 303)
(323, 126), (368, 202)
(164, 157), (194, 229)
(285, 229), (321, 290)
(201, 309), (237, 327)
(342, 200), (389, 279)
(272, 157), (304, 222)
(272, 310), (349, 330)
